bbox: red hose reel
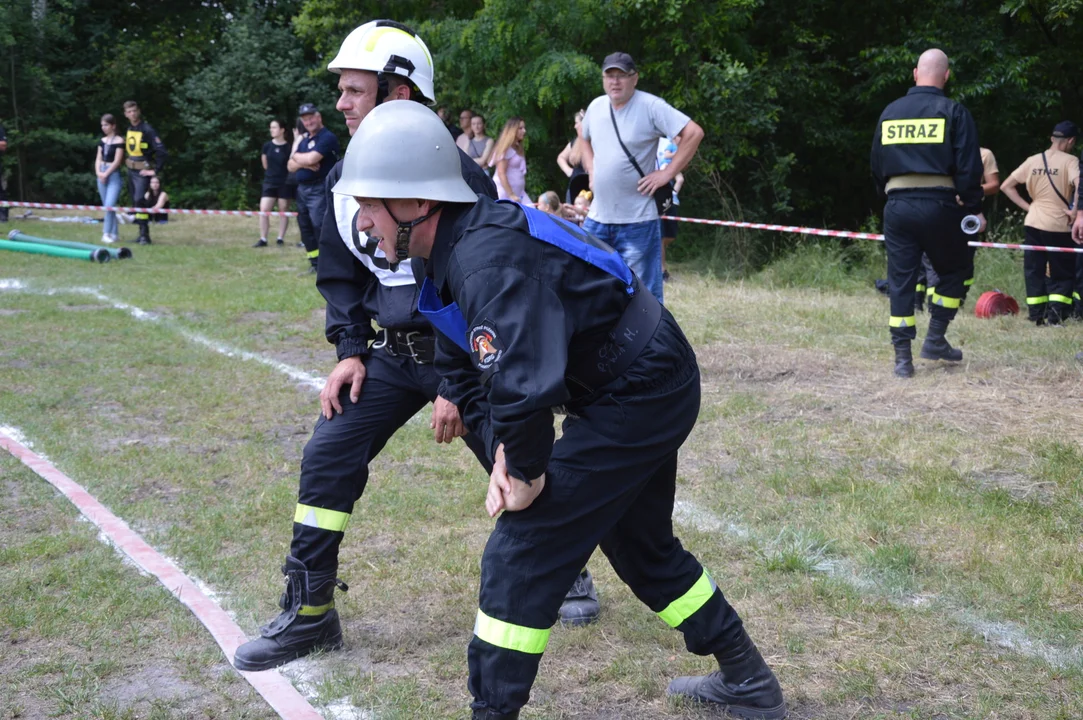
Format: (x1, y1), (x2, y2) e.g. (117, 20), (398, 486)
(974, 290), (1020, 318)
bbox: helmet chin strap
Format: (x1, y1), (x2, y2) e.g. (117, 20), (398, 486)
(382, 200), (443, 261)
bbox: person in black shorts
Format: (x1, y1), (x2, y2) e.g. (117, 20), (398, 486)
(255, 119), (294, 247)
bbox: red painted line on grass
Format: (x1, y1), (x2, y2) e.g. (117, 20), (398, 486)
(0, 429), (325, 720)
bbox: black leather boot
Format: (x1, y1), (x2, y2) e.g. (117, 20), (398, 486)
(233, 556), (347, 671)
(472, 709), (519, 719)
(893, 343), (914, 378)
(668, 627), (786, 719)
(558, 569), (600, 627)
(920, 318), (962, 362)
(135, 220), (152, 245)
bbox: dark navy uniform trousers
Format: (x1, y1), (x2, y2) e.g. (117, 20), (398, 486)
(468, 312), (743, 714)
(292, 347), (491, 573)
(884, 189), (969, 344)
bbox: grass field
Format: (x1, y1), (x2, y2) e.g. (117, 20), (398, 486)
(1, 209), (1081, 720)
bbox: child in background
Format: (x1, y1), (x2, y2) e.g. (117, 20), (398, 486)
(536, 191), (562, 215)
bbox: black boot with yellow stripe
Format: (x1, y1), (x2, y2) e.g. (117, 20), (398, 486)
(233, 556), (347, 671)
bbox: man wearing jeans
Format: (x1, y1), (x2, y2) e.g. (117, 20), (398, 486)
(289, 103), (340, 272)
(579, 52), (704, 302)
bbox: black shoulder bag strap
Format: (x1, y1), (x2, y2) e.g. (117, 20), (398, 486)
(1041, 152), (1074, 210)
(609, 104), (673, 214)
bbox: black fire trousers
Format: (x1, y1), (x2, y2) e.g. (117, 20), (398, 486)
(291, 347), (491, 573)
(468, 313), (743, 715)
(883, 190), (969, 345)
(1022, 227), (1076, 323)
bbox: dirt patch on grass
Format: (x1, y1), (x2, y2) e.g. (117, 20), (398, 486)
(696, 340), (1083, 448)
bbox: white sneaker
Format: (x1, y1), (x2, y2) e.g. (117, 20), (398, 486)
(102, 234), (115, 244)
(118, 214), (130, 225)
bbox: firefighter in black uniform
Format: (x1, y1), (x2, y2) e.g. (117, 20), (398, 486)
(334, 100), (787, 720)
(122, 101), (167, 245)
(234, 21), (599, 674)
(870, 49), (985, 378)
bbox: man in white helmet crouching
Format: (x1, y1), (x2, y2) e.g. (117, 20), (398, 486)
(233, 19), (600, 673)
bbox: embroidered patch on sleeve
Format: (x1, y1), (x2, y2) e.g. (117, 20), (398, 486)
(470, 320), (505, 372)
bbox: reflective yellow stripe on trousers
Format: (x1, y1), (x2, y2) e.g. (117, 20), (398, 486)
(1049, 294), (1073, 305)
(930, 293), (961, 309)
(889, 315), (916, 328)
(474, 610), (550, 654)
(1026, 296), (1049, 305)
(658, 570), (717, 628)
(294, 503), (351, 532)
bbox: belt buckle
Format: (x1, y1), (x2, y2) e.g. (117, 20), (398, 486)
(372, 328), (392, 354)
(403, 331), (427, 364)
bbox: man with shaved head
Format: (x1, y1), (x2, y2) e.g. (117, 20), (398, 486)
(871, 48), (985, 378)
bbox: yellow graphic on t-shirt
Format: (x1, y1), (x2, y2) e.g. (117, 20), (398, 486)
(882, 119), (946, 145)
(126, 130), (146, 158)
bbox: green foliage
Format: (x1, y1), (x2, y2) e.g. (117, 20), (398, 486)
(3, 0), (1083, 267)
(172, 9), (334, 208)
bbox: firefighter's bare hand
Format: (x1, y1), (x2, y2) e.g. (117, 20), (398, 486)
(486, 444), (545, 517)
(1074, 214), (1083, 244)
(321, 356), (366, 419)
(431, 396), (465, 443)
(976, 212), (987, 233)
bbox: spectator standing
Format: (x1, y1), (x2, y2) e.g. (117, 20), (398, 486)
(95, 113), (125, 243)
(657, 136), (685, 281)
(0, 122), (7, 222)
(458, 113), (493, 170)
(1000, 121), (1080, 325)
(556, 109), (590, 203)
(288, 103), (340, 272)
(579, 52), (705, 303)
(122, 101), (167, 217)
(458, 109), (474, 140)
(255, 119), (294, 247)
(489, 116), (531, 204)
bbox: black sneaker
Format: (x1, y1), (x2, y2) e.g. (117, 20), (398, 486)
(253, 239), (268, 248)
(276, 238), (285, 246)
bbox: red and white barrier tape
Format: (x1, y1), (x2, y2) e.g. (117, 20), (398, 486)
(5, 200), (1082, 254)
(1, 200), (297, 218)
(660, 215), (1083, 254)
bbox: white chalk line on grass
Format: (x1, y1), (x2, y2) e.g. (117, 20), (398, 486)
(1, 279), (433, 426)
(673, 499), (1082, 669)
(1, 279), (326, 392)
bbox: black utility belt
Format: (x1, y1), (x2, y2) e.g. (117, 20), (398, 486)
(372, 328), (436, 364)
(566, 280), (663, 396)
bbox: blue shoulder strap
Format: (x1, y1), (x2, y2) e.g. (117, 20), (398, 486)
(418, 278), (470, 354)
(417, 202), (637, 352)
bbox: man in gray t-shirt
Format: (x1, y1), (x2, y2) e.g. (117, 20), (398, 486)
(580, 52), (704, 302)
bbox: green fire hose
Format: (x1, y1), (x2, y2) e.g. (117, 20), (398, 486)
(7, 230), (131, 259)
(0, 238), (110, 262)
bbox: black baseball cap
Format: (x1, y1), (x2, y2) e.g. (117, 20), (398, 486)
(298, 103), (319, 116)
(1052, 120), (1079, 138)
(602, 52), (636, 73)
